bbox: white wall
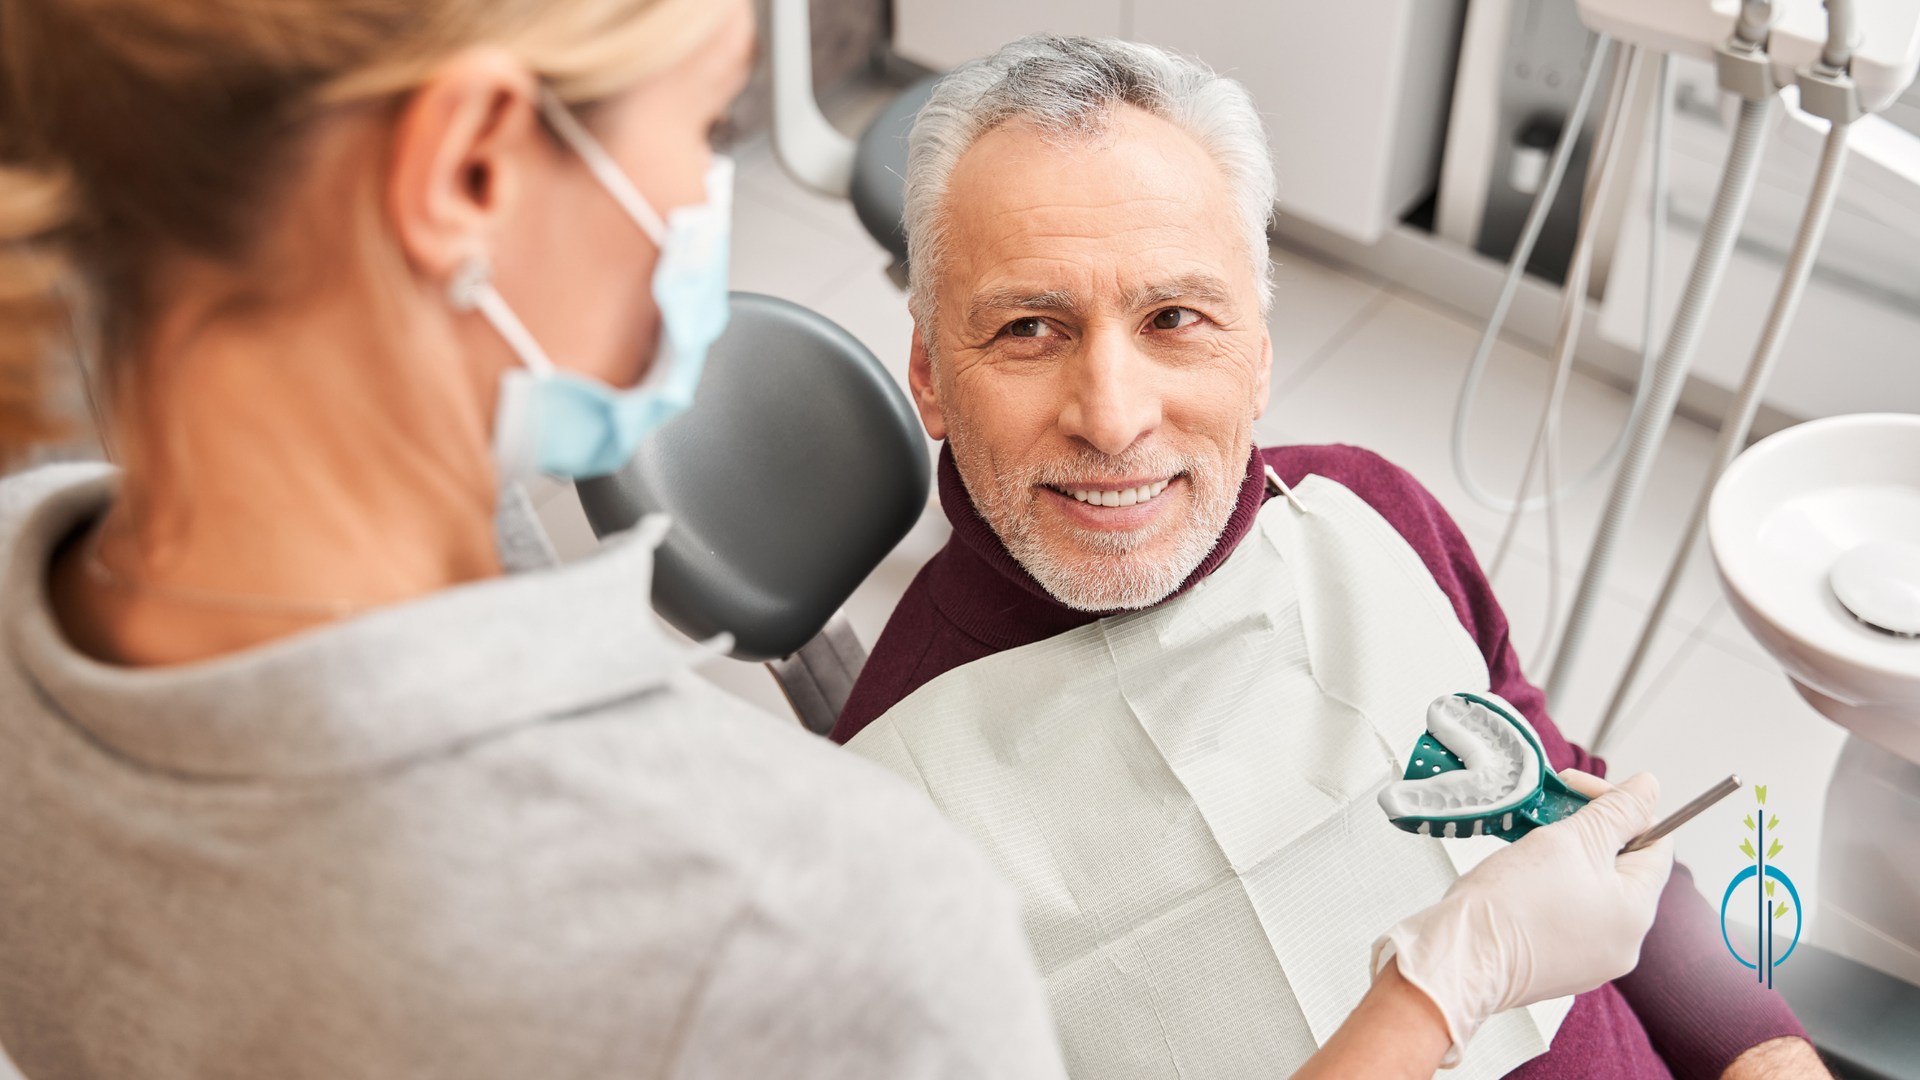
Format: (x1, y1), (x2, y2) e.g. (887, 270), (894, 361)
(894, 0), (1466, 244)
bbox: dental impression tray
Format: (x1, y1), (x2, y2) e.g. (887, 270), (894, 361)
(1377, 692), (1590, 842)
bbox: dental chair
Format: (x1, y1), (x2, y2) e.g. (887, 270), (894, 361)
(575, 292), (928, 735)
(848, 74), (942, 269)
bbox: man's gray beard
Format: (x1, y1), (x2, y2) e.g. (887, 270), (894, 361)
(949, 425), (1244, 613)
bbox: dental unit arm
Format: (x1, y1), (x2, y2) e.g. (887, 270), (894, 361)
(1584, 0), (1912, 750)
(1577, 0), (1910, 112)
(1542, 0), (1789, 714)
(771, 0), (856, 196)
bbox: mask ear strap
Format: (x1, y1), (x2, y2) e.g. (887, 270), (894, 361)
(535, 87), (669, 247)
(448, 256), (557, 377)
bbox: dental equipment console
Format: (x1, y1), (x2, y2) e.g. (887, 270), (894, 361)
(1456, 1), (1920, 1043)
(1520, 0), (1920, 1020)
(1452, 0), (1918, 734)
(1577, 0), (1916, 746)
(1379, 693), (1739, 851)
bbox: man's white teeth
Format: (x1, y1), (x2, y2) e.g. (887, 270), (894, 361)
(1069, 479), (1171, 506)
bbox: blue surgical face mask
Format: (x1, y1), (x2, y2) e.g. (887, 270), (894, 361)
(449, 88), (733, 481)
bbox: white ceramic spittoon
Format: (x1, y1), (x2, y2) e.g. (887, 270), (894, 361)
(1710, 412), (1920, 986)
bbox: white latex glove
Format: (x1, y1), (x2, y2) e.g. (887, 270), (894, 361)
(1371, 770), (1673, 1066)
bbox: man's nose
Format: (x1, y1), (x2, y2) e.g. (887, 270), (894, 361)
(1056, 326), (1161, 457)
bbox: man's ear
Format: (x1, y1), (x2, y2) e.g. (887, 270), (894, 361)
(1252, 329), (1273, 421)
(387, 47), (543, 278)
(908, 322), (950, 441)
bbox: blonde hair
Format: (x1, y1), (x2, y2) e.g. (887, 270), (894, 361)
(0, 0), (727, 468)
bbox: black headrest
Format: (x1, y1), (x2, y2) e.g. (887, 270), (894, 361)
(576, 292), (930, 661)
(851, 74), (943, 266)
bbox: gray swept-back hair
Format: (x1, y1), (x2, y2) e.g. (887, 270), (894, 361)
(903, 34), (1276, 333)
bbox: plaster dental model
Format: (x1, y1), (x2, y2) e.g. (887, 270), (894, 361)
(1378, 693), (1591, 841)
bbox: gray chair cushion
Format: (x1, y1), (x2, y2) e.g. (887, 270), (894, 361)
(576, 293), (930, 661)
(851, 74), (943, 266)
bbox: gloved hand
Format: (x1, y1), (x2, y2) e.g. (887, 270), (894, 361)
(1371, 770), (1673, 1066)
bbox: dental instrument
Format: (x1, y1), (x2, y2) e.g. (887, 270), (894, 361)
(1450, 29), (1671, 674)
(1618, 773), (1741, 854)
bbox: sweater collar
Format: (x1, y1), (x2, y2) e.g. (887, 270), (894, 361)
(929, 443), (1270, 650)
(6, 466), (691, 781)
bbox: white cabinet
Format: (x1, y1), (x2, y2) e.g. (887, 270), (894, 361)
(896, 0), (1128, 71)
(892, 0), (1467, 243)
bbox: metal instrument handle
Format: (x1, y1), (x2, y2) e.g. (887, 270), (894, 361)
(1619, 774), (1741, 854)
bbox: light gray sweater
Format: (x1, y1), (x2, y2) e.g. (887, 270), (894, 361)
(0, 465), (1063, 1080)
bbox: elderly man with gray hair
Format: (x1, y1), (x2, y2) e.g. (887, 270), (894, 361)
(830, 35), (1817, 1080)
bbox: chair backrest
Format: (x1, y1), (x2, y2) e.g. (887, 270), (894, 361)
(850, 74), (943, 267)
(576, 292), (929, 662)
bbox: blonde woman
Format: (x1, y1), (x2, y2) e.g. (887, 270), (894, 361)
(0, 0), (1065, 1075)
(0, 1), (1674, 1076)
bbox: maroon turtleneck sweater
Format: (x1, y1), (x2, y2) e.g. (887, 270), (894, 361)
(834, 443), (1805, 1080)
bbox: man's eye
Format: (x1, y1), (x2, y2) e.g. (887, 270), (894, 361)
(1008, 317), (1048, 338)
(1149, 307), (1200, 331)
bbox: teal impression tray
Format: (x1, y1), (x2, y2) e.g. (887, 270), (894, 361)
(1377, 692), (1590, 842)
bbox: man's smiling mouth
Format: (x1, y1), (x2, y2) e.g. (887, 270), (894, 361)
(1047, 477), (1177, 507)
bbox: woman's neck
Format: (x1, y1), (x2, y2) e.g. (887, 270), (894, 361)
(52, 273), (509, 666)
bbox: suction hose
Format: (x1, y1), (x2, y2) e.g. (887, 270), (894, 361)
(1543, 94), (1775, 713)
(1489, 44), (1644, 663)
(1452, 35), (1619, 516)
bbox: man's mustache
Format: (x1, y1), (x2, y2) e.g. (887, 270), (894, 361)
(1017, 445), (1212, 490)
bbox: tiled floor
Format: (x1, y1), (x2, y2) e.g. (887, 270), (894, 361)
(535, 130), (1854, 929)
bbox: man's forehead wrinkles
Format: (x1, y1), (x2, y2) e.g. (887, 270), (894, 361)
(972, 191), (1200, 218)
(967, 213), (1243, 257)
(968, 288), (1080, 319)
(975, 205), (1213, 242)
(960, 200), (1221, 249)
(1127, 273), (1235, 309)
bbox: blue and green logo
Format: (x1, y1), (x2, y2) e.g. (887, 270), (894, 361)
(1720, 784), (1801, 987)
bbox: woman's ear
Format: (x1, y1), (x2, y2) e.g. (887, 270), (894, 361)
(387, 48), (546, 278)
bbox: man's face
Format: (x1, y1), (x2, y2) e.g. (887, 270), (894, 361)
(908, 105), (1272, 611)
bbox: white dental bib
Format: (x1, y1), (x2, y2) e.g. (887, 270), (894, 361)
(849, 476), (1573, 1078)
